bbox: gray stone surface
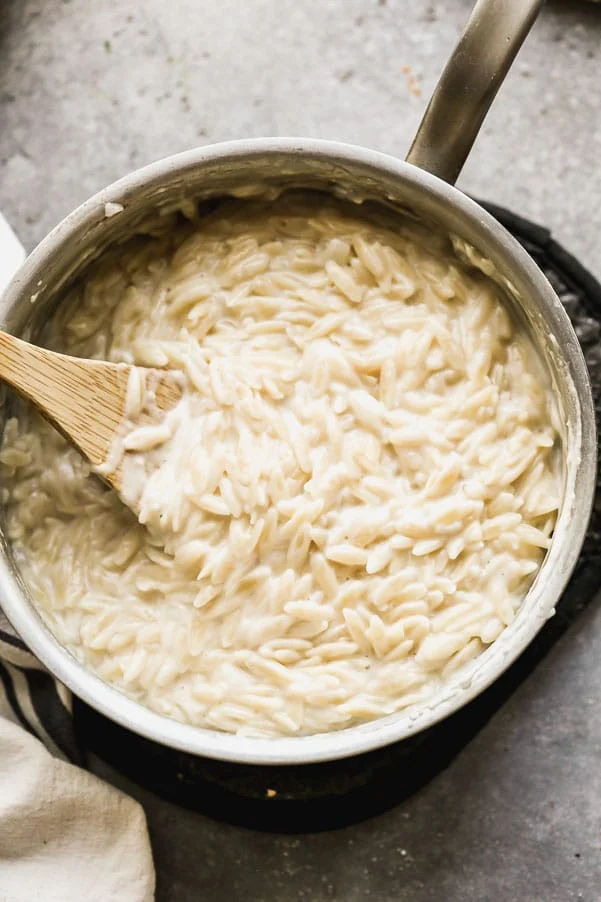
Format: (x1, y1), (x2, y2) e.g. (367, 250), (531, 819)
(2, 0), (601, 899)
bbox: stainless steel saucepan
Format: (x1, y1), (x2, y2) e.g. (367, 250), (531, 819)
(0, 0), (596, 764)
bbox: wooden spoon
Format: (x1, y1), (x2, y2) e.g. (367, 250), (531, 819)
(0, 330), (182, 498)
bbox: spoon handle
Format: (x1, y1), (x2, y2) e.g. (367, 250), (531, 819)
(0, 329), (127, 466)
(406, 0), (544, 184)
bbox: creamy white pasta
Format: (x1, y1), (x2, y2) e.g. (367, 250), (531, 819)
(0, 192), (561, 737)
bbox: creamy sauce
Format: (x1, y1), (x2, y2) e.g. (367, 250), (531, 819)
(0, 193), (561, 737)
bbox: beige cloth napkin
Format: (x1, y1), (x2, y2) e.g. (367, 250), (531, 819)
(0, 716), (155, 902)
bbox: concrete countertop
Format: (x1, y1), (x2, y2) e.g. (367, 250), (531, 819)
(1, 1), (601, 899)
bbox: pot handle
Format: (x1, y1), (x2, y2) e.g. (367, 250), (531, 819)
(406, 0), (543, 185)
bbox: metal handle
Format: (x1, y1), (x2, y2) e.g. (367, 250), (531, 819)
(406, 0), (544, 185)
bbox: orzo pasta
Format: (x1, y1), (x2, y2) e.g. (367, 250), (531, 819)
(0, 192), (561, 737)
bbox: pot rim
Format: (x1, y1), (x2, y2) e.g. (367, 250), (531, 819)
(0, 137), (596, 765)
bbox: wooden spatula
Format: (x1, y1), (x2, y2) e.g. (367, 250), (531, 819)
(0, 330), (182, 498)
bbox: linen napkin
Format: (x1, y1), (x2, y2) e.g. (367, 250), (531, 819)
(0, 216), (156, 902)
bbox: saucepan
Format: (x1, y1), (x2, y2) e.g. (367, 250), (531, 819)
(0, 0), (596, 764)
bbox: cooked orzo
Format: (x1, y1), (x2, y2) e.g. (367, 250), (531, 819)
(0, 192), (561, 737)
